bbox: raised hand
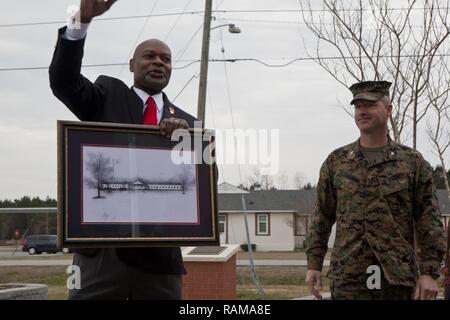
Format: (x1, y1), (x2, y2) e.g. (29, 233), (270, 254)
(80, 0), (117, 23)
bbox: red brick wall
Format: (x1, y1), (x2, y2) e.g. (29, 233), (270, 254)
(182, 255), (236, 300)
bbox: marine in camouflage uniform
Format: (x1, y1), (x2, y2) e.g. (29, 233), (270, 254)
(306, 81), (446, 300)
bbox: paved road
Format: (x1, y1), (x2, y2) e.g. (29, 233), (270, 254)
(0, 247), (67, 257)
(0, 259), (330, 267)
(0, 246), (331, 267)
(0, 251), (67, 257)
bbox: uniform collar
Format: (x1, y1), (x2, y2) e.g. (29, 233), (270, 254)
(348, 136), (399, 166)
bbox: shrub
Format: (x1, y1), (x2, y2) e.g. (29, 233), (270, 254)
(240, 243), (256, 251)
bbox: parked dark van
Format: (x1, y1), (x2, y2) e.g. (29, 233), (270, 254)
(22, 235), (70, 255)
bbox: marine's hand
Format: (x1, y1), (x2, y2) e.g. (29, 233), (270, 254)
(414, 275), (439, 300)
(80, 0), (117, 23)
(160, 118), (189, 139)
(306, 269), (323, 300)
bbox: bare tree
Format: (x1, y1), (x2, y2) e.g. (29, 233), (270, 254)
(246, 167), (275, 190)
(293, 171), (306, 190)
(426, 73), (450, 202)
(277, 172), (290, 189)
(84, 152), (114, 199)
(299, 0), (450, 148)
(177, 165), (195, 194)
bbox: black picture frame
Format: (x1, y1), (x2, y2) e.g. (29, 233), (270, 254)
(57, 120), (219, 247)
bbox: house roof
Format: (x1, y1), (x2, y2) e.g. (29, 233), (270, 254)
(218, 182), (249, 194)
(218, 188), (450, 215)
(218, 189), (316, 213)
(437, 190), (450, 214)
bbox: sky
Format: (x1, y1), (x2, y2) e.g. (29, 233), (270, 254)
(0, 0), (446, 200)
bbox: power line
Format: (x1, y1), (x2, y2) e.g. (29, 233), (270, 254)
(117, 0), (160, 78)
(4, 53), (450, 72)
(217, 7), (450, 13)
(172, 1), (226, 101)
(0, 60), (199, 72)
(1, 7), (449, 29)
(163, 0), (194, 42)
(217, 17), (446, 29)
(173, 73), (199, 102)
(172, 23), (204, 67)
(215, 53), (450, 67)
(0, 11), (204, 28)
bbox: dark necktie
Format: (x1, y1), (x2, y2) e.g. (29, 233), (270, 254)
(143, 96), (157, 125)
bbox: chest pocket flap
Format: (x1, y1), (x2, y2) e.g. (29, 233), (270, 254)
(382, 176), (410, 195)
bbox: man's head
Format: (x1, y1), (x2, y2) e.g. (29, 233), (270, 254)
(129, 39), (172, 95)
(349, 81), (392, 134)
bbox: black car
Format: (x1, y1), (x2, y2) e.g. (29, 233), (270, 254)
(22, 235), (70, 255)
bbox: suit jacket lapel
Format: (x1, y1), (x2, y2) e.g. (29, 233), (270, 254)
(127, 87), (144, 124)
(161, 93), (176, 121)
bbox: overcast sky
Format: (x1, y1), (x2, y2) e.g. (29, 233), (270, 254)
(0, 0), (444, 200)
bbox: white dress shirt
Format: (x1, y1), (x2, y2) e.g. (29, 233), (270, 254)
(132, 87), (164, 124)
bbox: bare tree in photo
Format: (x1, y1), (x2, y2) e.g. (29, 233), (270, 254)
(293, 171), (306, 190)
(84, 152), (114, 199)
(246, 167), (275, 190)
(299, 0), (450, 148)
(177, 165), (195, 194)
(426, 69), (450, 202)
(277, 172), (290, 189)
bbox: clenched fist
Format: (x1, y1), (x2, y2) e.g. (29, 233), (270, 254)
(160, 118), (189, 139)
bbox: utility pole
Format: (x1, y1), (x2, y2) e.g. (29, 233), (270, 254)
(197, 0), (213, 123)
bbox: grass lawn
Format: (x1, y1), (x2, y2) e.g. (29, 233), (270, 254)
(0, 254), (73, 260)
(236, 249), (332, 261)
(0, 263), (446, 300)
(0, 265), (327, 300)
(237, 266), (330, 299)
(0, 266), (68, 300)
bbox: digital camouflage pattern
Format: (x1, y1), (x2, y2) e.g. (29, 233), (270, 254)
(349, 81), (392, 105)
(331, 277), (414, 300)
(306, 137), (446, 288)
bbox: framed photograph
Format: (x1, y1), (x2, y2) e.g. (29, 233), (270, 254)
(57, 120), (218, 247)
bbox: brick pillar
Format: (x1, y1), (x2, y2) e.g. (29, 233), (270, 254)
(182, 255), (236, 300)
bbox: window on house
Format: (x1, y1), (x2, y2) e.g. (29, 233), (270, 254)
(295, 215), (308, 236)
(256, 213), (269, 235)
(218, 214), (226, 233)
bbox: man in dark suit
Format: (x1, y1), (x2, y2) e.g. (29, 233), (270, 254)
(49, 0), (196, 299)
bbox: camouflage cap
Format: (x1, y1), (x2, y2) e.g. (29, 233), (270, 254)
(349, 81), (392, 105)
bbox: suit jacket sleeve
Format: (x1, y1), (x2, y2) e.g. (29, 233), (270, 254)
(49, 27), (105, 121)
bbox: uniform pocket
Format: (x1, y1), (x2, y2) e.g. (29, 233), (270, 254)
(380, 175), (413, 241)
(381, 175), (411, 210)
(382, 176), (409, 195)
(335, 173), (360, 220)
(336, 173), (359, 194)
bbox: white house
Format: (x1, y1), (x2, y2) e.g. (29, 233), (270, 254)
(217, 182), (449, 252)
